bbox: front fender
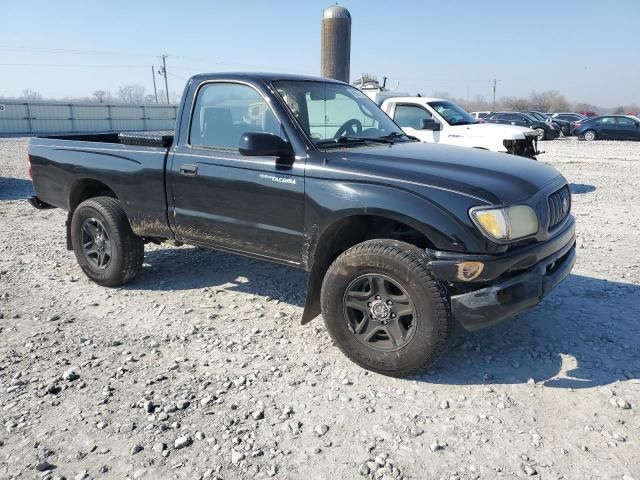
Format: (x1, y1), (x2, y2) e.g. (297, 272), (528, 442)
(300, 178), (498, 324)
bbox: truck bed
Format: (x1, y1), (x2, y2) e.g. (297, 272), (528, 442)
(29, 132), (174, 240)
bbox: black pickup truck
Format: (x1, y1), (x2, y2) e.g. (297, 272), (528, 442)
(28, 73), (576, 376)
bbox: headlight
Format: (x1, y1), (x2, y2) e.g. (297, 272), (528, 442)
(470, 205), (538, 242)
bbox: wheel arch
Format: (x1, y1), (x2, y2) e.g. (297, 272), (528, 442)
(66, 179), (121, 251)
(68, 178), (118, 212)
(301, 211), (444, 325)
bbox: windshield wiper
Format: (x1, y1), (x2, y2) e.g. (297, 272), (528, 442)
(317, 136), (394, 147)
(317, 132), (411, 147)
(374, 131), (411, 143)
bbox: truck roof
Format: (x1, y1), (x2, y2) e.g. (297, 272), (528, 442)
(188, 72), (347, 85)
(382, 96), (447, 103)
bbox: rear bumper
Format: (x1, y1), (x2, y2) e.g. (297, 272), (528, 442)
(450, 241), (575, 330)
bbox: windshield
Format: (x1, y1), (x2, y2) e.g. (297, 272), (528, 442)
(427, 100), (477, 126)
(273, 81), (408, 146)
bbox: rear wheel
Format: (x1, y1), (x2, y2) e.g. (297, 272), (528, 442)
(71, 196), (144, 286)
(583, 130), (596, 141)
(320, 239), (452, 377)
(535, 128), (546, 141)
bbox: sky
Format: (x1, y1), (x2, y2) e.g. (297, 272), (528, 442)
(2, 0), (639, 106)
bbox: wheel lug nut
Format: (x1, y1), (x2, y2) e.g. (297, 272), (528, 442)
(375, 295), (381, 300)
(387, 300), (393, 305)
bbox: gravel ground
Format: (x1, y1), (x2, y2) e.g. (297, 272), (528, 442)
(0, 137), (638, 480)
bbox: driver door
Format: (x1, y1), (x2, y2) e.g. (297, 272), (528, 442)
(391, 104), (439, 143)
(169, 81), (306, 265)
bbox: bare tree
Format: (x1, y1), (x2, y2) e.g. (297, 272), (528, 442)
(500, 96), (531, 111)
(93, 90), (110, 103)
(534, 91), (570, 112)
(153, 90), (181, 105)
(21, 89), (43, 101)
(613, 106), (625, 115)
(116, 85), (146, 104)
(431, 91), (454, 100)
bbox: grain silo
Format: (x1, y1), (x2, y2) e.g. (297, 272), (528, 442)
(320, 4), (351, 83)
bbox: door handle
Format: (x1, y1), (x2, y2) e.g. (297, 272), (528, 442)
(180, 164), (198, 176)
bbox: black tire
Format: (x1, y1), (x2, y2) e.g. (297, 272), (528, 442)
(583, 130), (596, 141)
(320, 239), (452, 377)
(535, 128), (546, 141)
(71, 196), (144, 287)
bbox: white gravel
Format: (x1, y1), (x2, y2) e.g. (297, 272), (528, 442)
(0, 137), (638, 479)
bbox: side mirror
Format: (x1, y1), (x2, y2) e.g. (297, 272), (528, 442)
(420, 118), (441, 131)
(239, 132), (293, 160)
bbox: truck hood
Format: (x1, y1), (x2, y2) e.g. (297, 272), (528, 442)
(448, 123), (536, 140)
(324, 141), (561, 204)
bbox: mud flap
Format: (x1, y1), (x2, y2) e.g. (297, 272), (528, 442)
(301, 266), (323, 324)
(66, 212), (73, 251)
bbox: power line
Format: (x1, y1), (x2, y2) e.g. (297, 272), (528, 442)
(0, 63), (150, 68)
(0, 45), (173, 58)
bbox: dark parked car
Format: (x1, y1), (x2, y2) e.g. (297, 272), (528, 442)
(573, 115), (640, 141)
(549, 113), (587, 122)
(549, 113), (589, 134)
(484, 112), (560, 141)
(525, 111), (571, 136)
(28, 72), (576, 376)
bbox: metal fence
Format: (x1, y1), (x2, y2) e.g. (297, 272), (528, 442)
(0, 101), (178, 136)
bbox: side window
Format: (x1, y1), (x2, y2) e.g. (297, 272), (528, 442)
(616, 117), (634, 125)
(599, 117), (615, 124)
(393, 104), (432, 129)
(190, 83), (282, 149)
(494, 113), (510, 121)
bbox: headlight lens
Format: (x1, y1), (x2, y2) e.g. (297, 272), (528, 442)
(471, 205), (538, 242)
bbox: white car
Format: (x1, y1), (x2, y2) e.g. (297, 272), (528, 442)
(375, 96), (539, 159)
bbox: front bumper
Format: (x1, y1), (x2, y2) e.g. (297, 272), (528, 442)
(428, 218), (576, 330)
(503, 137), (540, 159)
(450, 241), (575, 330)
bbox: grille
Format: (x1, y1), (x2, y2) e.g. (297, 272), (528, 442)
(548, 185), (571, 230)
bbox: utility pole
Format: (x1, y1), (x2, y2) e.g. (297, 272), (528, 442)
(161, 54), (169, 104)
(492, 79), (499, 111)
(151, 66), (158, 104)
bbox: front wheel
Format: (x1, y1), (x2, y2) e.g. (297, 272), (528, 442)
(320, 239), (452, 377)
(535, 128), (546, 141)
(583, 130), (596, 141)
(71, 196), (144, 286)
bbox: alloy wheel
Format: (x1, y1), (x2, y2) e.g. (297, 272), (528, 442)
(80, 217), (112, 269)
(343, 274), (417, 352)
